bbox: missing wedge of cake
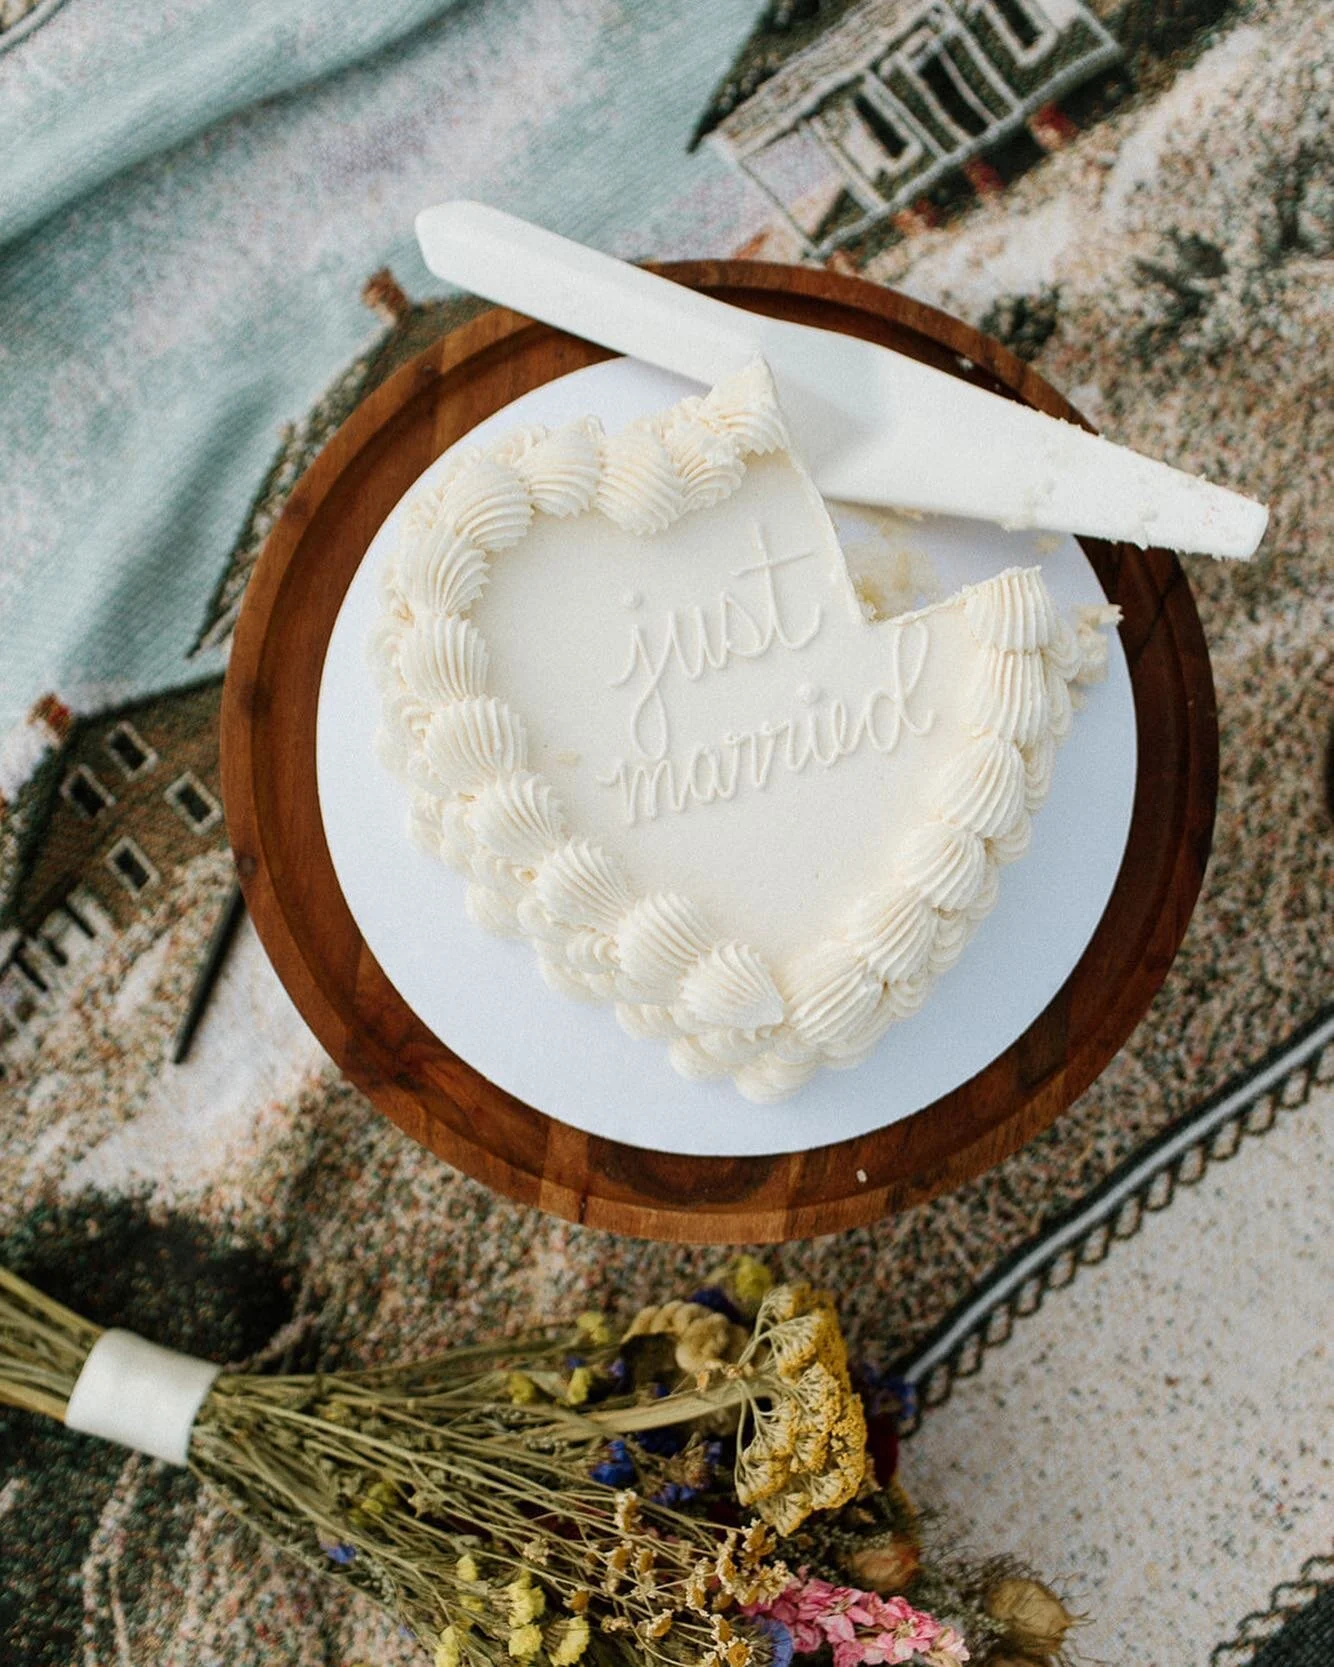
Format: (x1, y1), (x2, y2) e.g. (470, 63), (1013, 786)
(370, 360), (1118, 1102)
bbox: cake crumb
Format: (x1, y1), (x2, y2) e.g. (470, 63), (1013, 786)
(845, 533), (941, 622)
(856, 1168), (868, 1184)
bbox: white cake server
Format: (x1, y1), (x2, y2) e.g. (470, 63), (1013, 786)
(415, 200), (1267, 559)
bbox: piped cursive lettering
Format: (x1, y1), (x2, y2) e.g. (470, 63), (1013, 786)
(609, 525), (823, 760)
(598, 621), (934, 824)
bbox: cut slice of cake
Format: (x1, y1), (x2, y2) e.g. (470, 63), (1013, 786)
(372, 361), (1117, 1101)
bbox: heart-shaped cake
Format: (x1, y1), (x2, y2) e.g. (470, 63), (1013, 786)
(371, 362), (1118, 1101)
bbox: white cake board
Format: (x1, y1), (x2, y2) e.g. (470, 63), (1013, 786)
(317, 359), (1137, 1158)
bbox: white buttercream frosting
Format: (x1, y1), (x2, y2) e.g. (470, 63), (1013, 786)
(533, 840), (634, 934)
(513, 420), (603, 518)
(736, 1056), (817, 1102)
(989, 811), (1034, 866)
(617, 891), (714, 998)
(468, 772), (566, 867)
(399, 614), (491, 705)
(676, 942), (784, 1032)
(407, 791), (451, 859)
(400, 524), (490, 617)
(967, 644), (1052, 747)
(661, 411), (748, 510)
(440, 456), (533, 551)
(786, 940), (885, 1056)
(926, 909), (971, 978)
(696, 359), (788, 454)
(842, 887), (936, 985)
(370, 358), (1119, 1102)
(898, 820), (989, 912)
(596, 425), (687, 534)
(1044, 611), (1082, 681)
(963, 564), (1057, 651)
(490, 424), (548, 468)
(1021, 729), (1058, 810)
(467, 878), (521, 937)
(615, 1000), (681, 1040)
(964, 859), (1002, 923)
(1074, 603), (1121, 686)
(934, 734), (1027, 839)
(424, 697), (527, 794)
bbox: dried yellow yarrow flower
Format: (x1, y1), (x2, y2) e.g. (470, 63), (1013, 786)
(759, 1488), (808, 1538)
(549, 1616), (591, 1666)
(727, 1287), (870, 1534)
(729, 1256), (772, 1309)
(356, 1492), (389, 1520)
(505, 1572), (546, 1626)
(793, 1422), (831, 1474)
(564, 1366), (594, 1406)
(714, 1533), (740, 1590)
(455, 1552), (485, 1617)
(435, 1627), (462, 1667)
(807, 1467), (856, 1511)
(740, 1559), (792, 1605)
(507, 1623), (543, 1660)
(506, 1372), (537, 1405)
(685, 1561), (711, 1612)
(792, 1360), (843, 1420)
(765, 1312), (828, 1380)
(621, 1304), (659, 1341)
(576, 1311), (613, 1347)
(734, 1451), (789, 1507)
(759, 1285), (803, 1324)
(602, 1543), (631, 1596)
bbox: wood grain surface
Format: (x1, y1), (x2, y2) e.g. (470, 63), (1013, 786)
(220, 262), (1218, 1245)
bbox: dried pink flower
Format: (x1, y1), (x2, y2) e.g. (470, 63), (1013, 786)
(924, 1626), (969, 1666)
(743, 1574), (966, 1665)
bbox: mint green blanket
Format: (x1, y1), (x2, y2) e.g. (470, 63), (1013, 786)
(0, 0), (755, 733)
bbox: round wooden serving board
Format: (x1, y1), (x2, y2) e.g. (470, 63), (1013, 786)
(221, 261), (1217, 1245)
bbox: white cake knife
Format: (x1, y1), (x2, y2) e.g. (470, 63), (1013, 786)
(415, 201), (1267, 560)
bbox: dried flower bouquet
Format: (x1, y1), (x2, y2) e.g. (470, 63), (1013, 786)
(0, 1261), (1080, 1667)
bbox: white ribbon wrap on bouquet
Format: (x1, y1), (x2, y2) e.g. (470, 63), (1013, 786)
(64, 1329), (221, 1465)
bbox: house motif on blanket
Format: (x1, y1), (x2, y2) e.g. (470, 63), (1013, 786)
(692, 0), (1120, 257)
(0, 676), (225, 1062)
(192, 281), (491, 657)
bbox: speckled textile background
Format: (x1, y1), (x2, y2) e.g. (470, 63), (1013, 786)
(1, 2), (1331, 1663)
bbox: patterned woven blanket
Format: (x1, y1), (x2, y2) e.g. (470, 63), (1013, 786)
(1, 1), (1330, 1662)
